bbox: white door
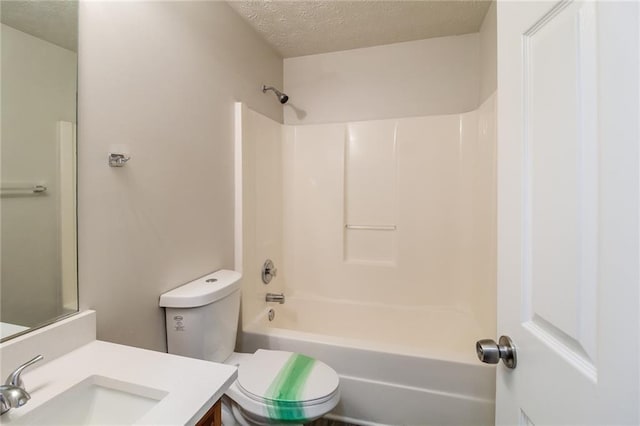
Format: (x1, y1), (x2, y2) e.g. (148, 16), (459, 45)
(494, 1), (639, 425)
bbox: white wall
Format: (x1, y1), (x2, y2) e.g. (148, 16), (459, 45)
(283, 34), (480, 124)
(479, 1), (497, 103)
(1, 24), (77, 327)
(78, 1), (283, 352)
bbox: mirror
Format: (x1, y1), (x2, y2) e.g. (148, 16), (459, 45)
(0, 1), (78, 341)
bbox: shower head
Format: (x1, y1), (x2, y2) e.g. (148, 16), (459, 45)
(262, 85), (289, 104)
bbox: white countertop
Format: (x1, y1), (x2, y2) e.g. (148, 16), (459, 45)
(0, 340), (237, 425)
(0, 322), (29, 340)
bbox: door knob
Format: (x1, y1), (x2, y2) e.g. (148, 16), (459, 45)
(476, 335), (517, 369)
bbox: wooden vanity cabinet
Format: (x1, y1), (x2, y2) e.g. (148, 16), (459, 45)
(196, 399), (222, 426)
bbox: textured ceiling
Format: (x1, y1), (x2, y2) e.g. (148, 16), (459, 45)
(1, 0), (78, 52)
(227, 0), (492, 58)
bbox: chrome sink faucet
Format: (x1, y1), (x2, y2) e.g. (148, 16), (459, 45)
(0, 355), (43, 415)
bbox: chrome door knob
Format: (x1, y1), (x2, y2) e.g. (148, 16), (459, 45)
(475, 335), (517, 369)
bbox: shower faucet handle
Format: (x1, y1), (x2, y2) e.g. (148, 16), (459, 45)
(262, 259), (278, 284)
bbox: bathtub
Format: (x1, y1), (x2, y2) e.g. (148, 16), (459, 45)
(238, 296), (495, 426)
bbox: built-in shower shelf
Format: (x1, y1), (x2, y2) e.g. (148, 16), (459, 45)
(345, 224), (396, 231)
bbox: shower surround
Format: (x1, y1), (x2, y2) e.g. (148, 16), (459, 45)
(235, 94), (496, 425)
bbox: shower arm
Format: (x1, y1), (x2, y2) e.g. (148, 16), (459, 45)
(262, 85), (289, 104)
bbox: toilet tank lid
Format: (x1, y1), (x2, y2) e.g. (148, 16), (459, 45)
(159, 269), (241, 308)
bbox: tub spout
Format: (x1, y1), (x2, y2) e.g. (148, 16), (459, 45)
(266, 293), (285, 304)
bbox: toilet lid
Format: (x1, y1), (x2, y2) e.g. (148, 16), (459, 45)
(237, 350), (339, 405)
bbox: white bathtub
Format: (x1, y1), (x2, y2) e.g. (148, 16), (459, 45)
(238, 296), (496, 426)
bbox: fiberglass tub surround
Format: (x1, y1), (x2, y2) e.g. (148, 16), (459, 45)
(235, 94), (497, 425)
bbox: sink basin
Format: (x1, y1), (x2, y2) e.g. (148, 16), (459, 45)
(10, 375), (168, 425)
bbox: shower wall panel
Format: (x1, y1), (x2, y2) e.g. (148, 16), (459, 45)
(237, 94), (496, 337)
(344, 121), (398, 264)
(281, 95), (496, 335)
(236, 104), (284, 328)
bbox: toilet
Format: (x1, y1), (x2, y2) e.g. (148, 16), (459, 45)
(159, 270), (340, 425)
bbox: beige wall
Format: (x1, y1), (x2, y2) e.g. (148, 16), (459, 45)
(1, 24), (77, 327)
(479, 1), (497, 103)
(283, 33), (480, 125)
(78, 1), (283, 352)
(283, 4), (498, 126)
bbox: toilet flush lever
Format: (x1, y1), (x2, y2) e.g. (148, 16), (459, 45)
(476, 335), (517, 369)
(262, 259), (278, 284)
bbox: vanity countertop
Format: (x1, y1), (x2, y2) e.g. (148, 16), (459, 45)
(0, 340), (237, 425)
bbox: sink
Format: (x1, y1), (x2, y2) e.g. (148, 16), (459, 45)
(9, 375), (167, 425)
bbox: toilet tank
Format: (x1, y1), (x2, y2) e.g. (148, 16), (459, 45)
(159, 270), (241, 363)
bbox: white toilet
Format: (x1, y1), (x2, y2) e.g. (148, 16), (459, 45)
(159, 270), (340, 425)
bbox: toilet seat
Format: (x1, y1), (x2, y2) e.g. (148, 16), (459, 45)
(225, 350), (340, 424)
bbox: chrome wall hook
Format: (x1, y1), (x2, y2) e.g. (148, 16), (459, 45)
(108, 153), (130, 167)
